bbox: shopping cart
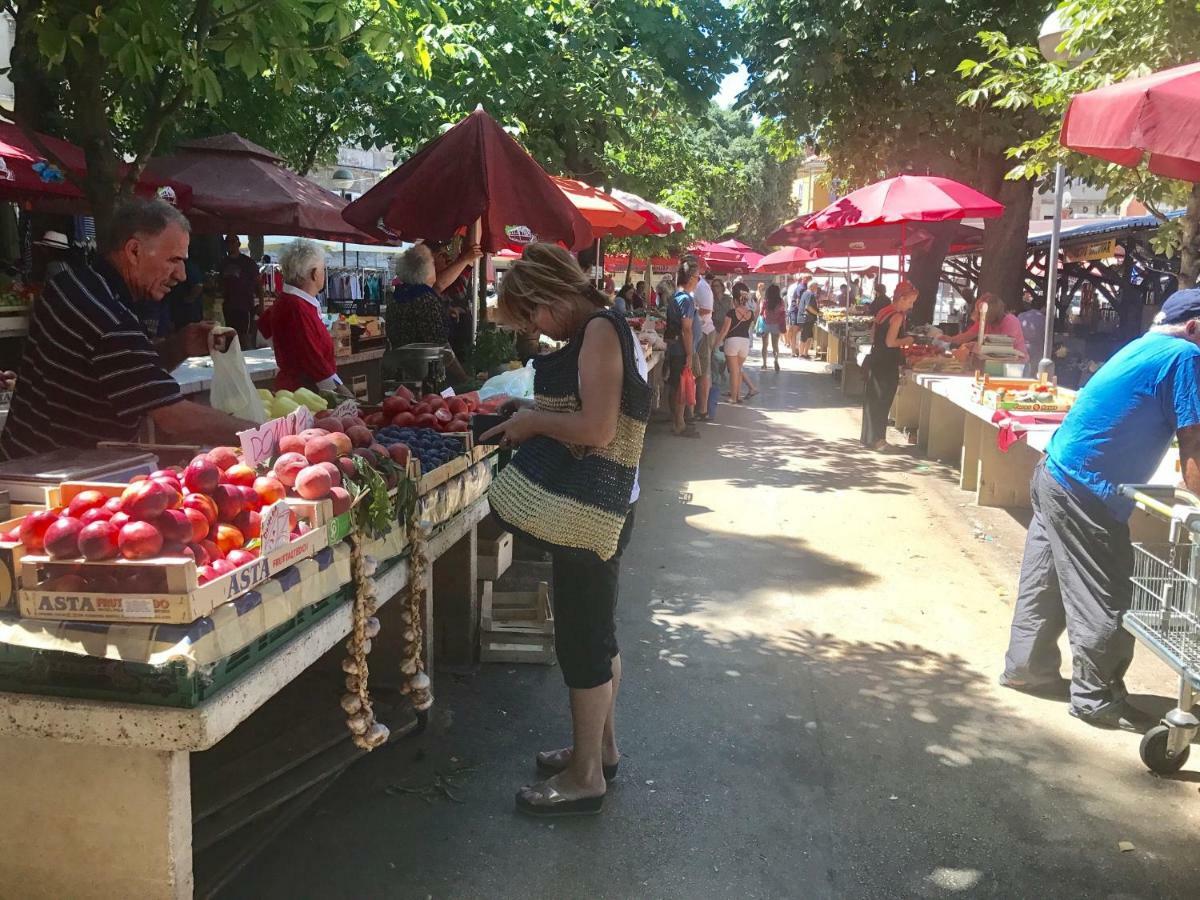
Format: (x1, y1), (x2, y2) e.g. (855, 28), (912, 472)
(1119, 485), (1200, 774)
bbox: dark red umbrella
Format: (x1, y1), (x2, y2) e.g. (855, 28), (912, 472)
(144, 134), (370, 241)
(1061, 62), (1200, 181)
(765, 219), (984, 257)
(689, 240), (748, 274)
(0, 122), (191, 213)
(343, 109), (591, 252)
(754, 247), (819, 274)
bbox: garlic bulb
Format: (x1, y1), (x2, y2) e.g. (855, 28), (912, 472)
(340, 693), (363, 714)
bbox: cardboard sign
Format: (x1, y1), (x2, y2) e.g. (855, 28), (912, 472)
(331, 398), (359, 420)
(440, 387), (456, 398)
(259, 500), (292, 554)
(237, 405), (315, 466)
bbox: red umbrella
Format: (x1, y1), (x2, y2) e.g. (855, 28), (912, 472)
(689, 240), (747, 274)
(145, 134), (368, 242)
(804, 175), (1005, 229)
(754, 247), (819, 274)
(343, 109), (590, 252)
(1061, 62), (1200, 181)
(553, 177), (646, 238)
(717, 238), (763, 269)
(765, 218), (985, 257)
(0, 123), (191, 212)
(609, 189), (687, 235)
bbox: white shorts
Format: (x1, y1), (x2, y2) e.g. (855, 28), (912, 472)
(724, 337), (750, 359)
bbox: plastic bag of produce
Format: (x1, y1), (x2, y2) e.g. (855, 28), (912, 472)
(479, 360), (535, 401)
(209, 331), (267, 424)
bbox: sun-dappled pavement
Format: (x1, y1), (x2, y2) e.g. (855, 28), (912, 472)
(231, 354), (1198, 900)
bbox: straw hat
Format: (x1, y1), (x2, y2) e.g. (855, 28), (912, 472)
(35, 231), (70, 250)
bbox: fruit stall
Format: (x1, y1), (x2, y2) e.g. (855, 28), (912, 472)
(0, 387), (501, 897)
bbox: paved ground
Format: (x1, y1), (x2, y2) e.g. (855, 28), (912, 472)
(233, 352), (1199, 899)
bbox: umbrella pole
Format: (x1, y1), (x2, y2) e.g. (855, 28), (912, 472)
(594, 238), (602, 287)
(1038, 161), (1065, 379)
(471, 218), (482, 353)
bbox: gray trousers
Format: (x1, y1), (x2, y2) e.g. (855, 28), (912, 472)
(1004, 461), (1135, 717)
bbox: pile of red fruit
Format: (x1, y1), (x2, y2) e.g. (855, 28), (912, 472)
(363, 386), (503, 434)
(2, 447), (313, 587)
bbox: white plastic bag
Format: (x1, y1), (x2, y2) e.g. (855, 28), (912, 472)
(479, 359), (535, 401)
(209, 331), (267, 424)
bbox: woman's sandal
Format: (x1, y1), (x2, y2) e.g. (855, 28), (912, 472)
(536, 749), (619, 781)
(515, 779), (605, 817)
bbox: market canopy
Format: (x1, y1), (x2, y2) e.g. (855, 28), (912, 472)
(552, 177), (646, 238)
(0, 122), (191, 213)
(144, 133), (371, 242)
(608, 188), (687, 236)
(343, 108), (591, 252)
(1061, 61), (1200, 181)
(754, 246), (819, 274)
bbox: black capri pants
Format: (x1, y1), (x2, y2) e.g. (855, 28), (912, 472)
(550, 504), (637, 689)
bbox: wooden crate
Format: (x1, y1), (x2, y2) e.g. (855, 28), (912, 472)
(479, 581), (555, 664)
(477, 519), (513, 582)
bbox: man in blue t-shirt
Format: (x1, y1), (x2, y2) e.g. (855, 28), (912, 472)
(1003, 288), (1200, 731)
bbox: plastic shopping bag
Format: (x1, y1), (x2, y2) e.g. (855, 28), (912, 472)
(479, 360), (535, 401)
(209, 331), (267, 424)
(754, 315), (766, 336)
(680, 367), (697, 407)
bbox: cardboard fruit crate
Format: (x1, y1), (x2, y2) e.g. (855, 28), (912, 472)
(15, 483), (327, 624)
(479, 580), (555, 665)
(477, 518), (513, 582)
(0, 515), (30, 611)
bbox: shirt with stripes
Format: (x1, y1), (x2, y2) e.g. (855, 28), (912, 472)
(0, 259), (182, 460)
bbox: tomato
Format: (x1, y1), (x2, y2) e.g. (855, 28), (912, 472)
(415, 413), (439, 428)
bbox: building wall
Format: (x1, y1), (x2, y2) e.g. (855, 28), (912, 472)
(791, 156), (831, 216)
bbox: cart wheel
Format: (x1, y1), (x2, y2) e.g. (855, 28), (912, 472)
(1140, 725), (1190, 774)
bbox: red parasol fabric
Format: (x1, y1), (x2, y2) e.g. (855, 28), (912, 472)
(754, 246), (819, 274)
(717, 238), (764, 269)
(603, 254), (679, 273)
(552, 177), (646, 238)
(0, 122), (191, 213)
(343, 109), (590, 252)
(803, 175), (1005, 230)
(145, 133), (368, 242)
(689, 240), (748, 274)
(1060, 62), (1200, 181)
(608, 188), (687, 235)
(765, 218), (985, 257)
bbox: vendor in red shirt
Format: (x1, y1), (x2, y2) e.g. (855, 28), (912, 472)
(257, 238), (351, 396)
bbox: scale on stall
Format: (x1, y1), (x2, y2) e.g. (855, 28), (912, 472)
(0, 447), (157, 504)
(385, 343), (448, 397)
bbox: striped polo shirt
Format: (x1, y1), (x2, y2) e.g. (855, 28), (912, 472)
(0, 259), (182, 460)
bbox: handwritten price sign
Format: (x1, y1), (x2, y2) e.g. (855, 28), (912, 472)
(259, 500), (292, 554)
(236, 405), (315, 466)
(330, 398), (359, 420)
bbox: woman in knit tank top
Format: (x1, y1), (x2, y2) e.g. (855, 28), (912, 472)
(483, 243), (650, 817)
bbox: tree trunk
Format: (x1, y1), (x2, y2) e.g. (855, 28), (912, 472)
(908, 228), (954, 325)
(1178, 182), (1200, 289)
(977, 176), (1036, 311)
(10, 2), (55, 131)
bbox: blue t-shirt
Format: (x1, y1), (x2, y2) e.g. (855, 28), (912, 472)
(1045, 331), (1200, 520)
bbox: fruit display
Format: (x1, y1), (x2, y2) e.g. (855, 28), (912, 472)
(972, 375), (1074, 412)
(0, 370), (16, 393)
(258, 386), (330, 419)
(362, 385), (507, 435)
(373, 427), (465, 475)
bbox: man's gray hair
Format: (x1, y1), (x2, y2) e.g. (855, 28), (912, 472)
(279, 238), (325, 285)
(396, 243), (435, 285)
(99, 197), (190, 255)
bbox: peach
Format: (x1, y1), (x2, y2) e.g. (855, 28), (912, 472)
(109, 511), (131, 531)
(207, 446), (240, 471)
(294, 465), (333, 500)
(44, 517), (84, 559)
(120, 479), (173, 521)
(368, 443), (389, 461)
(183, 507), (210, 542)
(253, 475), (286, 506)
(279, 434), (306, 455)
(273, 452), (308, 488)
(183, 492), (218, 527)
(316, 461), (342, 487)
(297, 428), (330, 443)
(329, 486), (352, 516)
(327, 432), (353, 456)
(346, 425), (373, 449)
(183, 456), (221, 494)
(197, 564), (216, 585)
(388, 443), (411, 466)
(18, 510), (59, 552)
(79, 521), (120, 561)
(211, 558), (237, 576)
(155, 509), (193, 545)
(199, 539), (223, 562)
(343, 415), (367, 431)
(233, 509), (261, 539)
(304, 436), (339, 466)
(337, 456), (357, 478)
(103, 496), (124, 514)
(321, 417), (346, 434)
(67, 489), (108, 519)
(225, 548), (258, 568)
(211, 484), (244, 522)
(237, 485), (262, 512)
(222, 463), (257, 488)
(79, 507), (114, 526)
(118, 521), (164, 560)
(214, 524), (245, 555)
(189, 542), (211, 567)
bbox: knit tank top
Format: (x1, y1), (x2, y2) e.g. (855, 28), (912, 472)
(488, 308), (651, 561)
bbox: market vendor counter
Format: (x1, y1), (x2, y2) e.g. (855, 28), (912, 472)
(892, 374), (1177, 520)
(170, 347), (385, 405)
(0, 489), (490, 899)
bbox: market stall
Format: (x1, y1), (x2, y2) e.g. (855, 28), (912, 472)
(0, 395), (499, 897)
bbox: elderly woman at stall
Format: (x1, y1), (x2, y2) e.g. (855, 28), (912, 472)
(482, 243), (650, 817)
(256, 238), (351, 396)
(386, 243), (468, 382)
(942, 292), (1028, 358)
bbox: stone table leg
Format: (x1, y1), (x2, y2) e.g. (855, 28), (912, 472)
(976, 425), (1037, 509)
(960, 416), (983, 492)
(892, 378), (921, 435)
(0, 736), (191, 898)
(917, 388), (934, 453)
(926, 394), (966, 464)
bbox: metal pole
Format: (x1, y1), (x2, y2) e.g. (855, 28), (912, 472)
(471, 218), (482, 350)
(1039, 161), (1066, 378)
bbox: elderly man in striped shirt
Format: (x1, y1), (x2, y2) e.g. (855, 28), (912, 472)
(0, 198), (256, 460)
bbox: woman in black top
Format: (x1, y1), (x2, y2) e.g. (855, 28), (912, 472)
(716, 285), (759, 403)
(861, 281), (917, 449)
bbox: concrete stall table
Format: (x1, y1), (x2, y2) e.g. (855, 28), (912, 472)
(335, 348), (385, 404)
(815, 322), (830, 360)
(171, 348), (279, 402)
(0, 497), (489, 899)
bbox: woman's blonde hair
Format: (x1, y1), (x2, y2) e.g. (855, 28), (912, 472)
(497, 243), (608, 331)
